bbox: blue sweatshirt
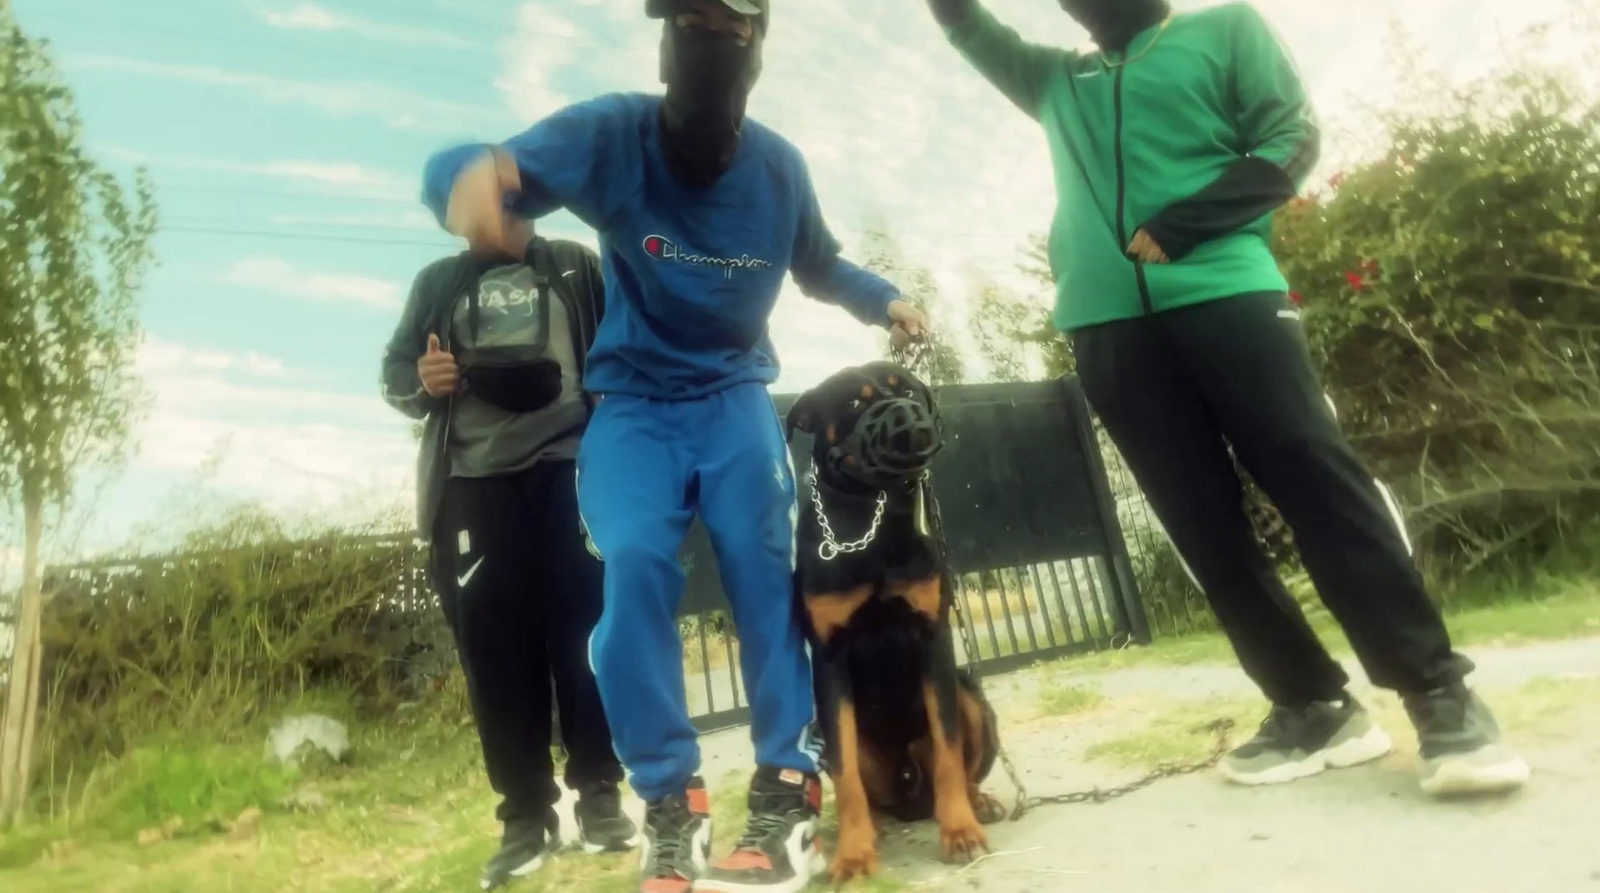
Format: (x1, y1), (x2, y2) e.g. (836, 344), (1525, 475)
(422, 92), (899, 400)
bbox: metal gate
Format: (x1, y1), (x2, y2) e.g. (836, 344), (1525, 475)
(680, 376), (1148, 732)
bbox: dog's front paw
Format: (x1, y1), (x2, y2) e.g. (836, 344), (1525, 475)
(972, 790), (1008, 825)
(828, 835), (878, 886)
(938, 817), (988, 863)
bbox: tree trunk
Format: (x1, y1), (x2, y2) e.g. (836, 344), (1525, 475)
(0, 483), (44, 826)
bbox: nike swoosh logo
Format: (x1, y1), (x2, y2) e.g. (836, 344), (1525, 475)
(456, 556), (485, 588)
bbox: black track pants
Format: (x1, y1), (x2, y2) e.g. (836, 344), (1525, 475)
(429, 460), (623, 823)
(1072, 292), (1473, 705)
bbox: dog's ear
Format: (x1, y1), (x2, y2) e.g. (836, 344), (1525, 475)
(785, 393), (816, 443)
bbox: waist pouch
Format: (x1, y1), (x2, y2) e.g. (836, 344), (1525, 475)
(459, 345), (564, 414)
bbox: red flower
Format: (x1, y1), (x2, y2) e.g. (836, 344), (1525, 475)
(1289, 291), (1304, 305)
(1344, 271), (1366, 291)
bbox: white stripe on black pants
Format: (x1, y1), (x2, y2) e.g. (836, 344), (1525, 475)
(1071, 291), (1474, 706)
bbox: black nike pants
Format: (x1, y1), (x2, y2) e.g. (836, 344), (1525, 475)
(1072, 291), (1474, 706)
(429, 459), (623, 823)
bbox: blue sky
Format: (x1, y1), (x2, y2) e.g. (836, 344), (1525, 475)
(7, 0), (1582, 559)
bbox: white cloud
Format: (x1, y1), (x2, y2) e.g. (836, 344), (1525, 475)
(259, 2), (476, 49)
(220, 257), (405, 309)
(138, 338), (299, 380)
(67, 55), (506, 135)
(493, 2), (612, 122)
(484, 0), (1591, 391)
(95, 146), (417, 202)
(130, 339), (412, 518)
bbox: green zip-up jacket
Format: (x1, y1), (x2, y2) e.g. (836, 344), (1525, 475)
(940, 2), (1318, 331)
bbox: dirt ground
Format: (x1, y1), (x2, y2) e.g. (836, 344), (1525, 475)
(10, 635), (1597, 893)
(647, 636), (1600, 893)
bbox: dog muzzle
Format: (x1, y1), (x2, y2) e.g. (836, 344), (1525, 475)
(829, 397), (945, 489)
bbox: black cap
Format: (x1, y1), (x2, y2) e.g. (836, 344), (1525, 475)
(646, 1), (768, 24)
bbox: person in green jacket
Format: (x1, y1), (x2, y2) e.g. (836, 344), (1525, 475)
(927, 0), (1529, 797)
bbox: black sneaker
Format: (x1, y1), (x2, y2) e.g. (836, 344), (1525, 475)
(481, 810), (558, 890)
(694, 767), (824, 893)
(638, 778), (712, 893)
(1222, 694), (1394, 786)
(1404, 685), (1530, 796)
(575, 783), (640, 854)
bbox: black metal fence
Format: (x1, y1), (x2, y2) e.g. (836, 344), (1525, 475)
(30, 377), (1183, 734)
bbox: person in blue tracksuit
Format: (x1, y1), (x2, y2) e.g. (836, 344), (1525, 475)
(420, 3), (926, 892)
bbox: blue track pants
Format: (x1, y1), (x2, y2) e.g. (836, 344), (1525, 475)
(576, 382), (821, 803)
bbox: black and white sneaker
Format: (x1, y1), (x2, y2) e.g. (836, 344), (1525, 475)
(481, 809), (558, 890)
(1404, 685), (1530, 796)
(694, 767), (825, 893)
(638, 778), (712, 893)
(576, 783), (640, 854)
(1222, 695), (1394, 786)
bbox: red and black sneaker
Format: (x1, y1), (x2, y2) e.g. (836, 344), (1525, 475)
(639, 777), (713, 893)
(694, 767), (824, 893)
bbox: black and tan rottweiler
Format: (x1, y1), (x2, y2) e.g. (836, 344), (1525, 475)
(785, 361), (1004, 884)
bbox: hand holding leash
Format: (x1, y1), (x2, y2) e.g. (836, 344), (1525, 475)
(888, 299), (929, 350)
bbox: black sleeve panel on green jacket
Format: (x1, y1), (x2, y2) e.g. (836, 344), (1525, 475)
(1137, 157), (1297, 261)
(1136, 4), (1320, 261)
(381, 262), (449, 420)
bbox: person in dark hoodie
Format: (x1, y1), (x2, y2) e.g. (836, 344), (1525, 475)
(925, 0), (1530, 797)
(381, 225), (638, 890)
(419, 3), (928, 892)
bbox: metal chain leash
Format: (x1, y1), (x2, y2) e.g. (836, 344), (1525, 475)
(921, 462), (1236, 819)
(809, 468), (887, 561)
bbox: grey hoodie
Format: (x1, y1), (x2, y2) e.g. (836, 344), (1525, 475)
(381, 237), (605, 537)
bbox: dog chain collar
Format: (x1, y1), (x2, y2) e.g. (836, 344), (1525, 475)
(807, 469), (887, 561)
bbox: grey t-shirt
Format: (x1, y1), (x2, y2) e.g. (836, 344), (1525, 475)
(448, 263), (588, 478)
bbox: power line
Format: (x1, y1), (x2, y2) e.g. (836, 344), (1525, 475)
(148, 183), (1039, 242)
(157, 223), (1037, 278)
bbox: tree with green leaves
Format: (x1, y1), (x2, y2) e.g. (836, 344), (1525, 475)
(0, 9), (157, 824)
(1272, 17), (1600, 576)
(858, 226), (965, 386)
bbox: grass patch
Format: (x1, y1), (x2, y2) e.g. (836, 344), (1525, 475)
(1037, 682), (1106, 717)
(1480, 675), (1600, 737)
(1062, 577), (1600, 674)
(1083, 697), (1260, 770)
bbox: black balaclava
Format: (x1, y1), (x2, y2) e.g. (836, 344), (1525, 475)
(659, 20), (764, 187)
(1058, 0), (1170, 54)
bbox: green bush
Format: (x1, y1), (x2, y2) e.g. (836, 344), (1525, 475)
(1274, 30), (1600, 581)
(36, 521), (448, 780)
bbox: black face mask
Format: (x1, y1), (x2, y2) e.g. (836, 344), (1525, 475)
(1058, 0), (1170, 53)
(659, 23), (763, 187)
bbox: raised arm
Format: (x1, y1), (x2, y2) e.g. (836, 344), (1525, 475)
(1137, 4), (1320, 261)
(421, 96), (641, 252)
(929, 0), (1066, 119)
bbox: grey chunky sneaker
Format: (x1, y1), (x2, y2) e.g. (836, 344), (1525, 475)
(1404, 685), (1530, 796)
(481, 809), (558, 890)
(1222, 694), (1394, 786)
(575, 783), (640, 854)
